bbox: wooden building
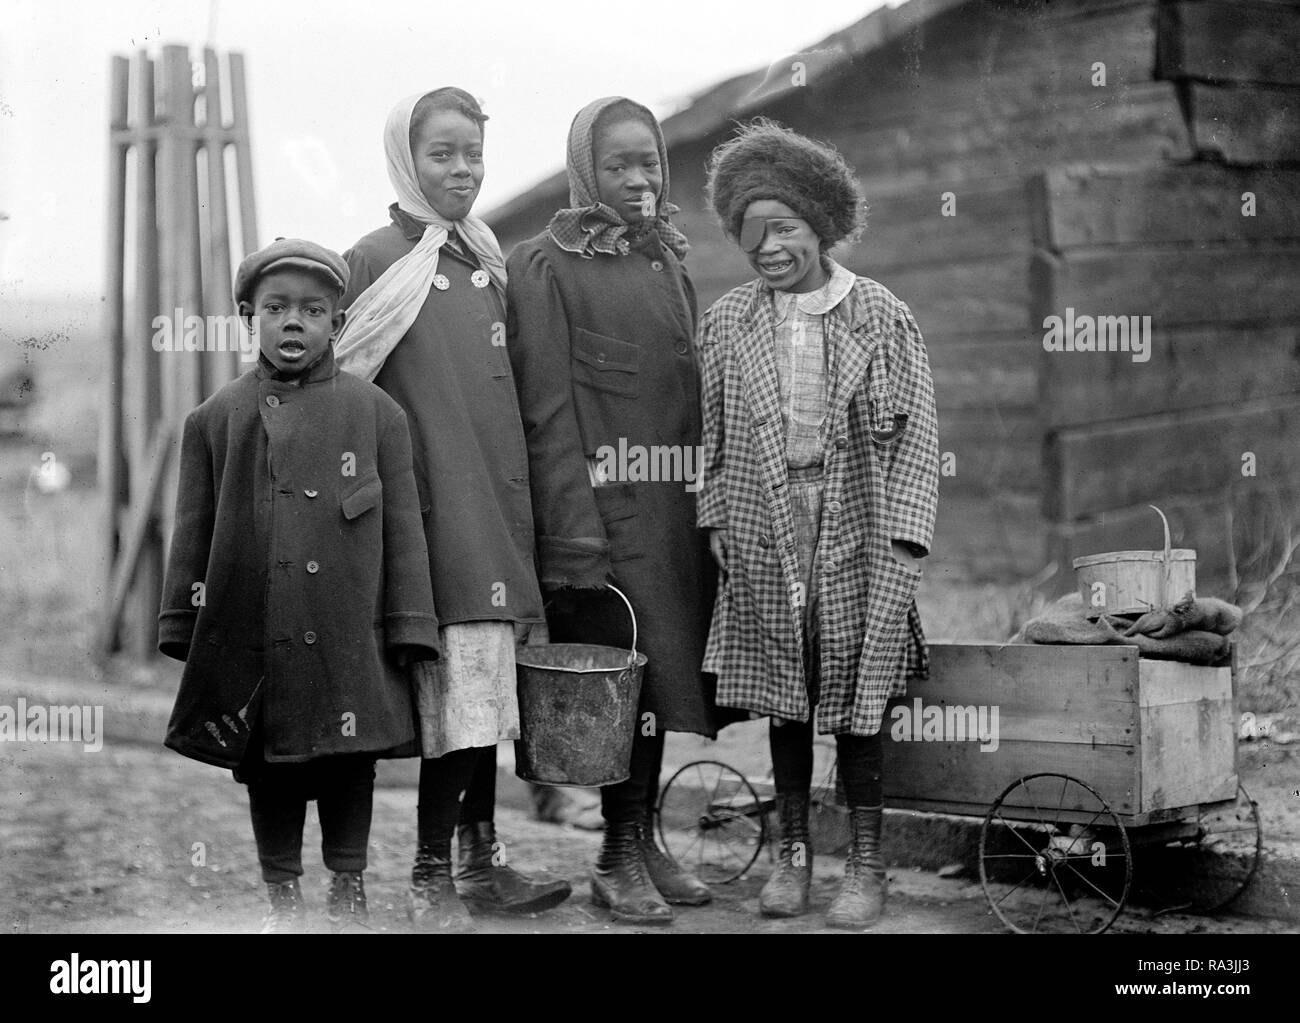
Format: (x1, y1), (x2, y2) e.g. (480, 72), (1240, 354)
(487, 0), (1300, 589)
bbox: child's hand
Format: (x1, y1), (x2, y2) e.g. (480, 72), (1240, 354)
(709, 528), (729, 572)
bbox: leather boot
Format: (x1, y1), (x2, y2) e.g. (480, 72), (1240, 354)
(259, 878), (306, 934)
(759, 792), (813, 918)
(826, 803), (887, 929)
(326, 870), (371, 933)
(590, 818), (674, 925)
(408, 841), (476, 934)
(637, 811), (712, 906)
(455, 821), (572, 914)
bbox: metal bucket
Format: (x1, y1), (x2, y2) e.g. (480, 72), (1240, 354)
(514, 585), (645, 787)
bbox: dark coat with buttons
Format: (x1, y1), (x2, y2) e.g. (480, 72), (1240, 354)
(696, 274), (939, 737)
(343, 206), (544, 629)
(159, 349), (441, 769)
(506, 230), (724, 737)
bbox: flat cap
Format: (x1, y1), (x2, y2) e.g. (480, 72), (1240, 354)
(234, 237), (349, 308)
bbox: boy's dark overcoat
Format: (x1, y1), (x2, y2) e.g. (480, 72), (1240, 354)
(696, 274), (940, 737)
(505, 231), (721, 737)
(159, 349), (440, 769)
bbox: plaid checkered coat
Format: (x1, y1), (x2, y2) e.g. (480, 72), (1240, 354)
(696, 273), (939, 736)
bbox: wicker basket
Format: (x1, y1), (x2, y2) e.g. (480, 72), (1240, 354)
(1072, 506), (1196, 619)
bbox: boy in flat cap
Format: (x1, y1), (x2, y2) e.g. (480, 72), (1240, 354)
(159, 238), (441, 933)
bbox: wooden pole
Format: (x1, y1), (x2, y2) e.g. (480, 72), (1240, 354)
(164, 45), (203, 418)
(100, 55), (129, 657)
(96, 423), (175, 656)
(229, 52), (259, 257)
(154, 44), (201, 596)
(202, 48), (238, 387)
(101, 44), (258, 660)
(123, 51), (163, 660)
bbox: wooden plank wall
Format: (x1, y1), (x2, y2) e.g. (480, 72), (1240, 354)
(1032, 0), (1300, 590)
(668, 0), (1187, 580)
(488, 0), (1298, 582)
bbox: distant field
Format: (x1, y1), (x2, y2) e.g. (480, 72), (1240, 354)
(1, 293), (103, 462)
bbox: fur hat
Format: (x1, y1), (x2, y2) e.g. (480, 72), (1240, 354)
(706, 118), (865, 250)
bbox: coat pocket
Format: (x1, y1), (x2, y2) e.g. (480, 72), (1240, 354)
(341, 473), (383, 520)
(572, 328), (640, 398)
(870, 545), (923, 623)
(593, 482), (645, 562)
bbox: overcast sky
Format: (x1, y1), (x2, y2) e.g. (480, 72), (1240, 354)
(0, 0), (887, 301)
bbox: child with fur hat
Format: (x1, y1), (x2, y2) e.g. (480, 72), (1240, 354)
(698, 119), (940, 928)
(159, 238), (442, 933)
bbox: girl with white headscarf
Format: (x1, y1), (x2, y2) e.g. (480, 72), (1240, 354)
(340, 88), (569, 933)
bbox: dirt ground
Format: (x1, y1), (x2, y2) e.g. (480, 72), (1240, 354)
(1, 442), (1297, 936)
(1, 737), (1294, 936)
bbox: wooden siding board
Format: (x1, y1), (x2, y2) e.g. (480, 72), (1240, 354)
(1187, 82), (1300, 163)
(1041, 322), (1300, 429)
(1045, 396), (1300, 521)
(1041, 246), (1300, 327)
(1037, 164), (1300, 250)
(1158, 0), (1300, 87)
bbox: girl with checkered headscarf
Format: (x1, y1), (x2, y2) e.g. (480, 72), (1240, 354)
(698, 119), (940, 929)
(507, 97), (730, 926)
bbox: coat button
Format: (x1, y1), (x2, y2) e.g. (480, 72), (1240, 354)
(304, 631), (317, 644)
(650, 260), (664, 272)
(834, 436), (848, 449)
(306, 560), (319, 574)
(265, 394), (280, 408)
(758, 534), (771, 548)
(675, 341), (688, 355)
(596, 352), (607, 364)
(827, 500), (842, 514)
(304, 489), (317, 498)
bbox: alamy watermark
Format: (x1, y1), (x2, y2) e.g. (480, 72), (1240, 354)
(1042, 307), (1151, 364)
(889, 698), (999, 752)
(591, 439), (703, 492)
(0, 698), (103, 752)
(50, 955), (150, 1002)
(152, 310), (258, 360)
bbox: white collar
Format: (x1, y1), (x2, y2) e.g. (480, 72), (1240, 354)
(772, 259), (855, 320)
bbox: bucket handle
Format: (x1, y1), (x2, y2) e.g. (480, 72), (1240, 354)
(1149, 504), (1172, 610)
(606, 583), (639, 667)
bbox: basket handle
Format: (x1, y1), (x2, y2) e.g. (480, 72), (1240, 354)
(1149, 504), (1172, 610)
(606, 583), (638, 666)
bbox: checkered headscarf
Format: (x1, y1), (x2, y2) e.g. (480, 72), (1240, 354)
(547, 96), (689, 260)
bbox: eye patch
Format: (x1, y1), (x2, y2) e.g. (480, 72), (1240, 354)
(739, 217), (805, 252)
(739, 218), (768, 252)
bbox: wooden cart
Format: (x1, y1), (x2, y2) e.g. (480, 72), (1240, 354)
(656, 643), (1261, 933)
(882, 643), (1259, 933)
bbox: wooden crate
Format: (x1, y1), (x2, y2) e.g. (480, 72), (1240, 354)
(882, 643), (1237, 826)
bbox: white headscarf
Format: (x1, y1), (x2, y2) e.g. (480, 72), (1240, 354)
(334, 91), (508, 382)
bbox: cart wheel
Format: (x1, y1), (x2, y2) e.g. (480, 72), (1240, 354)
(979, 772), (1133, 934)
(656, 759), (766, 884)
(1190, 783), (1263, 913)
